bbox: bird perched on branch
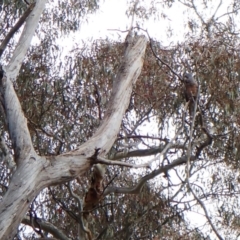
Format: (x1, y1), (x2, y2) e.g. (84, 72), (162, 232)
(183, 72), (198, 118)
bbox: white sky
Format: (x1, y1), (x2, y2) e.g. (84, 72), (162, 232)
(59, 0), (187, 49)
(62, 0), (234, 47)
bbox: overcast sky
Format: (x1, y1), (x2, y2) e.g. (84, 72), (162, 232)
(55, 0), (237, 57)
(59, 0), (186, 48)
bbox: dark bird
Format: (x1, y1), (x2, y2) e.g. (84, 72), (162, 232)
(183, 72), (198, 117)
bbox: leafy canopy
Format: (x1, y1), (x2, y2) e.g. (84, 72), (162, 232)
(1, 0), (240, 239)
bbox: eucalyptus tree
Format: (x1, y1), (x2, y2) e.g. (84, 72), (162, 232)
(1, 1), (240, 240)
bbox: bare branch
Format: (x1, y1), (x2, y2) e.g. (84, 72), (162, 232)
(103, 101), (210, 197)
(108, 27), (183, 81)
(111, 143), (187, 160)
(191, 0), (206, 25)
(0, 73), (35, 165)
(59, 34), (148, 158)
(108, 105), (187, 168)
(189, 185), (224, 240)
(147, 32), (183, 81)
(216, 6), (240, 21)
(178, 0), (192, 8)
(6, 0), (47, 81)
(94, 156), (151, 168)
(183, 77), (217, 238)
(28, 118), (64, 144)
(104, 154), (197, 196)
(117, 135), (167, 141)
(22, 217), (70, 240)
(0, 1), (48, 167)
(212, 0), (222, 20)
(195, 126), (212, 158)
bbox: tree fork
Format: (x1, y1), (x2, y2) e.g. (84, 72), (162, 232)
(0, 34), (147, 239)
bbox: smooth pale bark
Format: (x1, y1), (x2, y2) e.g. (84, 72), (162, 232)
(5, 0), (47, 81)
(0, 3), (36, 58)
(2, 1), (47, 166)
(22, 217), (70, 240)
(0, 32), (147, 239)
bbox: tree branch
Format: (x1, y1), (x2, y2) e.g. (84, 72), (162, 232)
(6, 0), (47, 81)
(103, 154), (197, 196)
(111, 143), (187, 160)
(0, 1), (47, 166)
(101, 122), (185, 168)
(102, 99), (207, 197)
(189, 185), (224, 240)
(1, 71), (35, 165)
(0, 136), (16, 170)
(0, 3), (36, 58)
(144, 29), (182, 81)
(22, 217), (70, 240)
(94, 156), (151, 168)
(67, 183), (92, 240)
(186, 82), (200, 183)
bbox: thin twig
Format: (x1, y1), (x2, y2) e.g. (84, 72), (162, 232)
(191, 0), (205, 25)
(28, 118), (64, 143)
(189, 184), (223, 240)
(146, 30), (183, 81)
(216, 4), (240, 21)
(212, 0), (222, 20)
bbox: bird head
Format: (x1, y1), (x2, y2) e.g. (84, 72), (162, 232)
(183, 72), (194, 84)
